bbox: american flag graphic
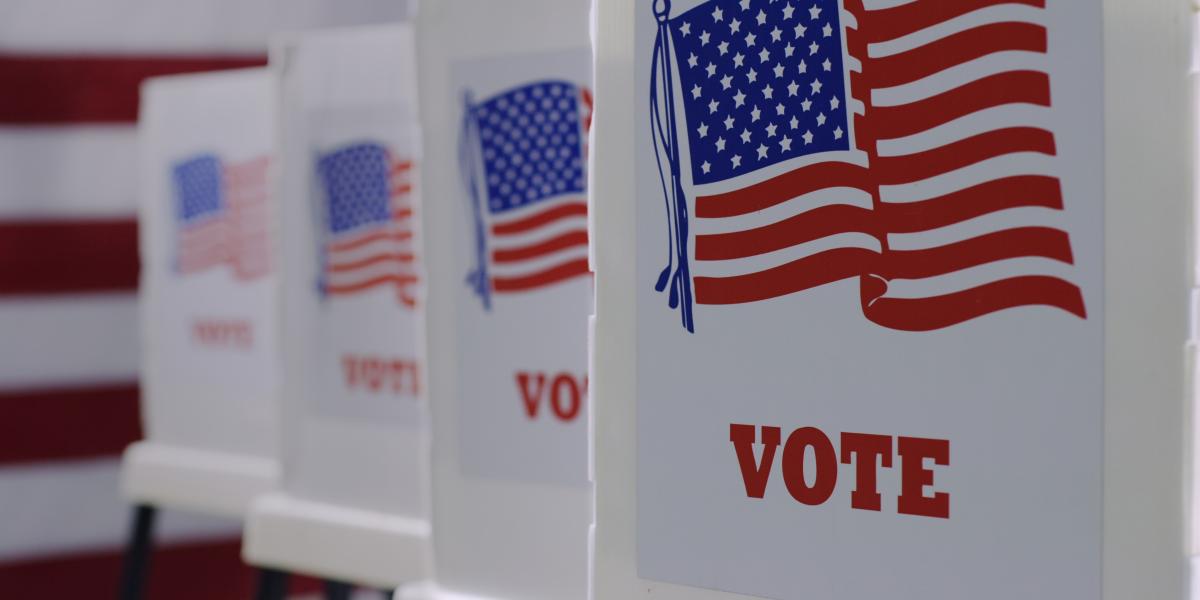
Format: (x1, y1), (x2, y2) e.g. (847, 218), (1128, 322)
(173, 154), (271, 281)
(461, 80), (591, 309)
(650, 0), (1087, 332)
(316, 142), (417, 308)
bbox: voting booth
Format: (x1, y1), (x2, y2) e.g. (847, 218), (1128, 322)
(242, 23), (432, 591)
(591, 0), (1191, 599)
(124, 67), (280, 525)
(413, 1), (593, 598)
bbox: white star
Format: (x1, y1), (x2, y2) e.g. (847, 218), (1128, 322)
(809, 41), (819, 55)
(833, 126), (844, 140)
(680, 22), (691, 36)
(732, 154), (742, 168)
(756, 143), (769, 159)
(762, 84), (774, 99)
(724, 115), (736, 130)
(706, 62), (718, 77)
(801, 98), (813, 111)
(698, 122), (710, 138)
(740, 128), (752, 143)
(740, 0), (751, 10)
(759, 48), (771, 62)
(773, 63), (785, 78)
(784, 43), (796, 57)
(730, 18), (742, 34)
(830, 96), (841, 110)
(700, 30), (711, 45)
(808, 4), (821, 19)
(716, 136), (727, 151)
(701, 160), (712, 174)
(783, 3), (796, 19)
(766, 122), (778, 137)
(780, 135), (793, 152)
(718, 40), (730, 55)
(798, 60), (808, 74)
(787, 80), (800, 96)
(822, 58), (832, 71)
(756, 9), (767, 25)
(733, 89), (747, 107)
(745, 32), (757, 47)
(733, 52), (746, 68)
(810, 78), (823, 95)
(822, 23), (832, 37)
(751, 105), (762, 121)
(747, 68), (758, 83)
(688, 53), (699, 68)
(712, 6), (724, 21)
(721, 74), (733, 90)
(816, 112), (827, 126)
(790, 116), (799, 129)
(803, 129), (814, 144)
(709, 99), (721, 113)
(775, 102), (786, 115)
(795, 23), (807, 38)
(691, 84), (703, 99)
(770, 27), (783, 42)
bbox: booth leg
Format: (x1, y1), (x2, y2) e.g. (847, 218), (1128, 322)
(117, 504), (157, 600)
(253, 568), (290, 600)
(323, 579), (354, 600)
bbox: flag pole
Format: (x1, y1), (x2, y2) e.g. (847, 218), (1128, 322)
(652, 0), (695, 332)
(459, 91), (492, 310)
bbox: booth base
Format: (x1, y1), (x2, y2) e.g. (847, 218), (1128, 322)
(394, 582), (502, 600)
(243, 492), (432, 589)
(120, 441), (278, 519)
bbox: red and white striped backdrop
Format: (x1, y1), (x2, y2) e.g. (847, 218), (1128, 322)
(0, 1), (408, 597)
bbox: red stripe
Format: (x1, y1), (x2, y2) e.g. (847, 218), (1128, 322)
(854, 0), (1046, 44)
(327, 274), (418, 295)
(881, 227), (1075, 280)
(694, 247), (877, 305)
(0, 538), (322, 599)
(328, 230), (412, 253)
(491, 201), (588, 236)
(0, 54), (266, 124)
(864, 22), (1046, 89)
(492, 230), (588, 264)
(0, 382), (140, 465)
(327, 253), (415, 273)
(873, 127), (1056, 185)
(695, 162), (871, 219)
(0, 219), (137, 295)
(695, 205), (877, 261)
(864, 275), (1086, 331)
(879, 175), (1063, 233)
(868, 70), (1051, 141)
(492, 258), (590, 293)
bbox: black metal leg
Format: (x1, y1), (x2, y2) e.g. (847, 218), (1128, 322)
(118, 504), (157, 600)
(324, 579), (354, 600)
(253, 568), (290, 600)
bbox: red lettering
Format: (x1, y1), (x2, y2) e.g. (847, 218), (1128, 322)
(550, 374), (582, 421)
(729, 424), (781, 499)
(781, 427), (838, 506)
(516, 372), (547, 419)
(341, 355), (420, 398)
(840, 432), (893, 512)
(897, 436), (950, 519)
(192, 319), (253, 348)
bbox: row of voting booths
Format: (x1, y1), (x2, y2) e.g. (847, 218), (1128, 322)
(122, 0), (1193, 599)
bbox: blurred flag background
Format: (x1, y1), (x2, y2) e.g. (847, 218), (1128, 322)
(0, 1), (406, 596)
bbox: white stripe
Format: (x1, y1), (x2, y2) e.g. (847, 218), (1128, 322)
(878, 152), (1058, 204)
(0, 293), (138, 388)
(866, 4), (1047, 59)
(693, 231), (880, 279)
(0, 127), (136, 220)
(487, 193), (586, 225)
(694, 187), (873, 235)
(0, 458), (241, 561)
(489, 214), (588, 251)
(870, 51), (1048, 108)
(324, 260), (417, 289)
(860, 0), (918, 11)
(880, 256), (1076, 300)
(875, 103), (1053, 154)
(327, 236), (414, 266)
(691, 149), (870, 196)
(0, 0), (411, 53)
(489, 246), (589, 282)
(886, 206), (1068, 251)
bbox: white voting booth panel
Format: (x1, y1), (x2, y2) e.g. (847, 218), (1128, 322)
(592, 0), (1191, 599)
(124, 68), (280, 518)
(243, 23), (432, 589)
(414, 1), (593, 598)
